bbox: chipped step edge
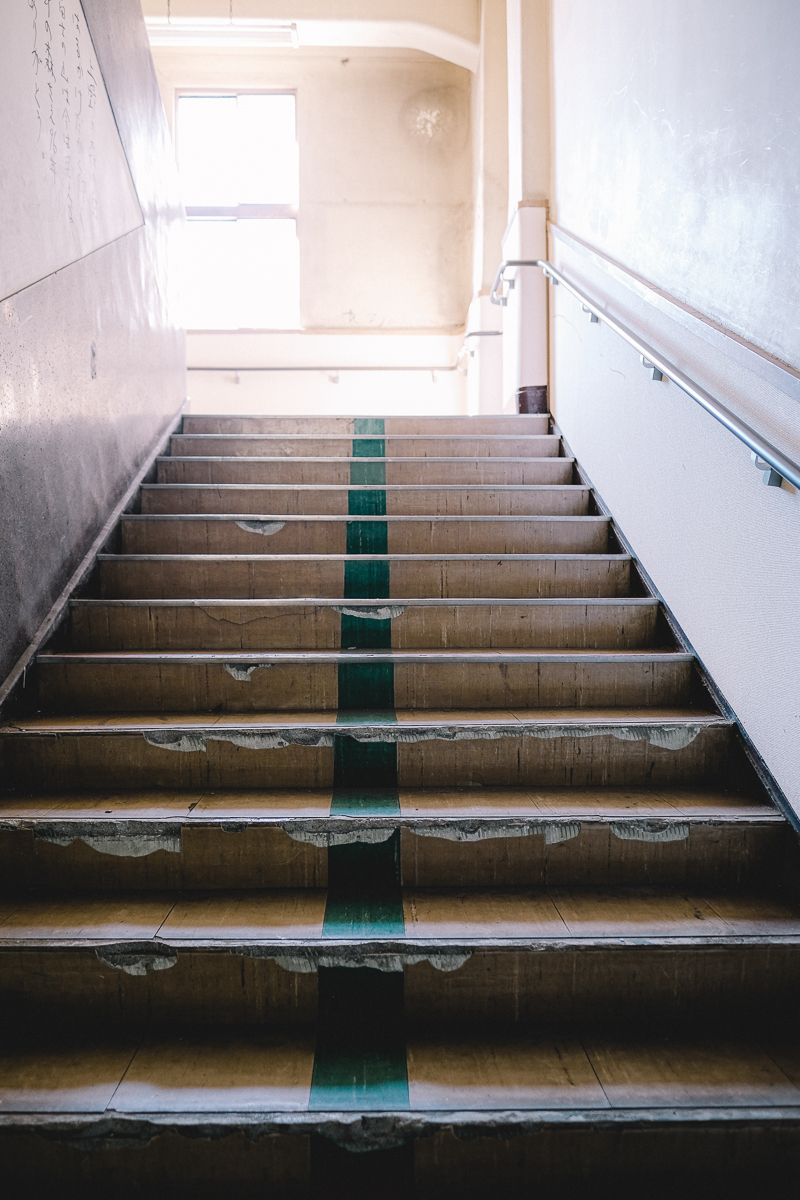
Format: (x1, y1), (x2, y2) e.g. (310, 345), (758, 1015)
(1, 720), (729, 753)
(93, 944), (472, 976)
(9, 819), (703, 858)
(69, 598), (660, 607)
(6, 935), (800, 976)
(135, 722), (720, 754)
(4, 1106), (800, 1152)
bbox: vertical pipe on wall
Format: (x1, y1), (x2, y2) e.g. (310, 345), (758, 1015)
(505, 0), (551, 412)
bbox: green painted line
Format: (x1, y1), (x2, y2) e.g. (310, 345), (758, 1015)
(325, 734), (404, 937)
(343, 557), (391, 598)
(309, 967), (409, 1111)
(353, 437), (385, 458)
(334, 731), (397, 785)
(330, 787), (400, 817)
(314, 414), (406, 1099)
(348, 488), (386, 516)
(350, 458), (386, 485)
(345, 520), (388, 556)
(353, 418), (386, 436)
(322, 833), (404, 938)
(335, 710), (396, 726)
(341, 612), (392, 649)
(338, 661), (394, 710)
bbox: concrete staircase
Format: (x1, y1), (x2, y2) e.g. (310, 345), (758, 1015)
(1, 413), (799, 1197)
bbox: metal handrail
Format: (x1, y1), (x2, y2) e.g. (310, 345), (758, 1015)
(490, 258), (800, 491)
(456, 329), (503, 372)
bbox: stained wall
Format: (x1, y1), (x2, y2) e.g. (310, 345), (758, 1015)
(0, 0), (185, 689)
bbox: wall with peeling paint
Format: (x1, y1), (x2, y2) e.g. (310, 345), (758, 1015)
(549, 0), (800, 816)
(0, 0), (185, 690)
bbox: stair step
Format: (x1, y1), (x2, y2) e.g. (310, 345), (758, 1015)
(0, 788), (784, 891)
(0, 887), (798, 944)
(181, 414), (551, 435)
(1, 1025), (798, 1116)
(119, 514), (609, 556)
(169, 434), (562, 458)
(1, 710), (734, 790)
(97, 553), (632, 599)
(69, 598), (662, 651)
(157, 455), (576, 485)
(33, 650), (696, 713)
(140, 483), (591, 516)
(1, 912), (800, 1029)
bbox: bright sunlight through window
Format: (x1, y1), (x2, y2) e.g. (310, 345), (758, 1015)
(177, 93), (300, 330)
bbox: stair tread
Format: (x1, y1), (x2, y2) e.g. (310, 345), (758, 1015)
(0, 886), (798, 942)
(99, 551), (628, 560)
(123, 513), (607, 523)
(0, 787), (778, 822)
(143, 483), (586, 491)
(1, 1025), (799, 1117)
(38, 649), (691, 663)
(72, 596), (659, 607)
(170, 434), (560, 441)
(3, 707), (728, 733)
(159, 455), (574, 463)
(0, 782), (777, 820)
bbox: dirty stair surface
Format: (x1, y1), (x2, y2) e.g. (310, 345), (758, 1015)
(1, 413), (799, 1198)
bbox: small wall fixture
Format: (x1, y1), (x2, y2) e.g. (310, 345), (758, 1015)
(751, 451), (784, 488)
(581, 305), (599, 324)
(640, 355), (665, 382)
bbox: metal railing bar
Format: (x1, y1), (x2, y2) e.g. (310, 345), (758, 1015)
(490, 258), (800, 491)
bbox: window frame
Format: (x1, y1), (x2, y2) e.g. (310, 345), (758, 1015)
(173, 88), (300, 331)
(175, 87), (298, 221)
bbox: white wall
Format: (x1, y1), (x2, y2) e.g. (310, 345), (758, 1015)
(188, 367), (466, 413)
(552, 0), (800, 370)
(550, 0), (800, 814)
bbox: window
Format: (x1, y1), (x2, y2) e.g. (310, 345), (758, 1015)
(176, 92), (300, 329)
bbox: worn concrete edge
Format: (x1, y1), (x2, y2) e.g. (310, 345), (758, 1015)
(2, 936), (799, 953)
(557, 424), (800, 838)
(0, 404), (186, 713)
(121, 514), (609, 523)
(3, 1107), (800, 1154)
(68, 597), (660, 608)
(550, 224), (800, 405)
(2, 814), (776, 835)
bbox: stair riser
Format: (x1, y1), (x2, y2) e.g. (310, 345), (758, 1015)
(405, 945), (800, 1024)
(35, 660), (694, 713)
(70, 602), (660, 652)
(98, 557), (631, 600)
(157, 459), (576, 485)
(0, 824), (782, 891)
(181, 415), (551, 435)
(140, 487), (590, 517)
(0, 951), (316, 1027)
(170, 436), (561, 458)
(120, 518), (608, 557)
(1, 727), (732, 791)
(1, 944), (798, 1028)
(2, 1123), (798, 1200)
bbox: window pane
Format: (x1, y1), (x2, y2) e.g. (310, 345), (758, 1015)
(177, 93), (298, 207)
(237, 94), (298, 205)
(177, 96), (238, 207)
(180, 219), (300, 330)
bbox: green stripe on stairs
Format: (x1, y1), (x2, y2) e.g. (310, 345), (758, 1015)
(308, 414), (407, 1112)
(309, 967), (409, 1111)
